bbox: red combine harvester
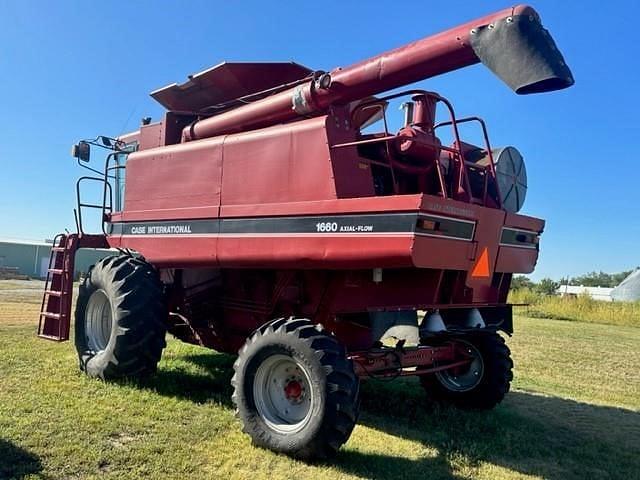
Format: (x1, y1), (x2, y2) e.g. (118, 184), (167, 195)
(39, 5), (572, 459)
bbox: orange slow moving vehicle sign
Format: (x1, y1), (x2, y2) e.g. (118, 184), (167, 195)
(471, 247), (491, 278)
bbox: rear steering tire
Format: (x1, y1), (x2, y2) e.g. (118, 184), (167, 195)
(232, 317), (360, 460)
(74, 255), (167, 380)
(420, 333), (513, 410)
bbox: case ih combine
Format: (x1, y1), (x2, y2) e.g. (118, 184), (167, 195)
(38, 5), (572, 459)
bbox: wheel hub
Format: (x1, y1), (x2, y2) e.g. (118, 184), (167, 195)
(85, 289), (113, 353)
(435, 340), (484, 392)
(253, 355), (314, 434)
(284, 378), (304, 403)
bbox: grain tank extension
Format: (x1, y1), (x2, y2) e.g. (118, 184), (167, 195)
(39, 5), (572, 459)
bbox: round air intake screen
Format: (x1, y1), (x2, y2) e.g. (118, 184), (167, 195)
(491, 146), (527, 213)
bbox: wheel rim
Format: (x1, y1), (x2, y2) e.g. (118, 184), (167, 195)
(253, 354), (314, 434)
(435, 340), (484, 392)
(85, 289), (113, 352)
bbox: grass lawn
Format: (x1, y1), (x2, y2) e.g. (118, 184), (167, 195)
(510, 288), (640, 328)
(0, 290), (638, 480)
(0, 281), (46, 292)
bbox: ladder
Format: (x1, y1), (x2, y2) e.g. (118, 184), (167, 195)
(37, 233), (79, 341)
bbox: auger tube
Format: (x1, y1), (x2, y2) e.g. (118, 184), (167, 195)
(182, 4), (573, 141)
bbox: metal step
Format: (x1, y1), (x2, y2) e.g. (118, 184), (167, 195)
(48, 268), (64, 275)
(40, 312), (62, 320)
(37, 333), (66, 342)
(44, 290), (63, 297)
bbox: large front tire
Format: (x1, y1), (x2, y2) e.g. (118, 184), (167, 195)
(420, 333), (513, 410)
(232, 318), (360, 460)
(74, 255), (167, 380)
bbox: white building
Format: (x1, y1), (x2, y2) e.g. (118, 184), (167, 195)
(556, 285), (614, 302)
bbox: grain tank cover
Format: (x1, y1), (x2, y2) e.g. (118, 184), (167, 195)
(151, 62), (313, 112)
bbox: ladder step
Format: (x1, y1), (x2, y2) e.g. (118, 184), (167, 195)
(51, 247), (66, 252)
(48, 268), (64, 275)
(44, 290), (63, 297)
(40, 312), (61, 320)
(37, 334), (66, 342)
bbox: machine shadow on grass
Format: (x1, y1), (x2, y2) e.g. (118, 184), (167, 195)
(0, 439), (43, 479)
(138, 352), (236, 407)
(144, 352), (639, 480)
(336, 380), (640, 480)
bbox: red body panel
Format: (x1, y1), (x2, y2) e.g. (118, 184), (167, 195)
(110, 198), (541, 274)
(221, 117), (338, 205)
(114, 113), (542, 279)
(124, 137), (223, 218)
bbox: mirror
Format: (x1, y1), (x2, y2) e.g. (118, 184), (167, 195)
(72, 141), (90, 162)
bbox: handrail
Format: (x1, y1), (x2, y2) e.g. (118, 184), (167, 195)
(75, 176), (112, 235)
(434, 115), (502, 208)
(341, 88), (501, 206)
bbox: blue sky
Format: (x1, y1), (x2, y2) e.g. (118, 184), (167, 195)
(0, 1), (638, 280)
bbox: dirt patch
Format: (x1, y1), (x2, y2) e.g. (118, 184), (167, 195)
(107, 432), (140, 449)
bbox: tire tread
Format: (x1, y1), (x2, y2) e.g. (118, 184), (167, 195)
(74, 255), (167, 380)
(420, 333), (513, 410)
(232, 317), (359, 460)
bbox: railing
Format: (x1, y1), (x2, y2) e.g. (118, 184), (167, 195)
(75, 151), (128, 235)
(331, 89), (502, 208)
(74, 176), (112, 235)
(434, 115), (502, 208)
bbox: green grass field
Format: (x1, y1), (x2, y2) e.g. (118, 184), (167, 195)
(0, 286), (638, 480)
(509, 288), (640, 328)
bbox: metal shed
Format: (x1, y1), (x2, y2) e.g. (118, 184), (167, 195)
(0, 238), (112, 279)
